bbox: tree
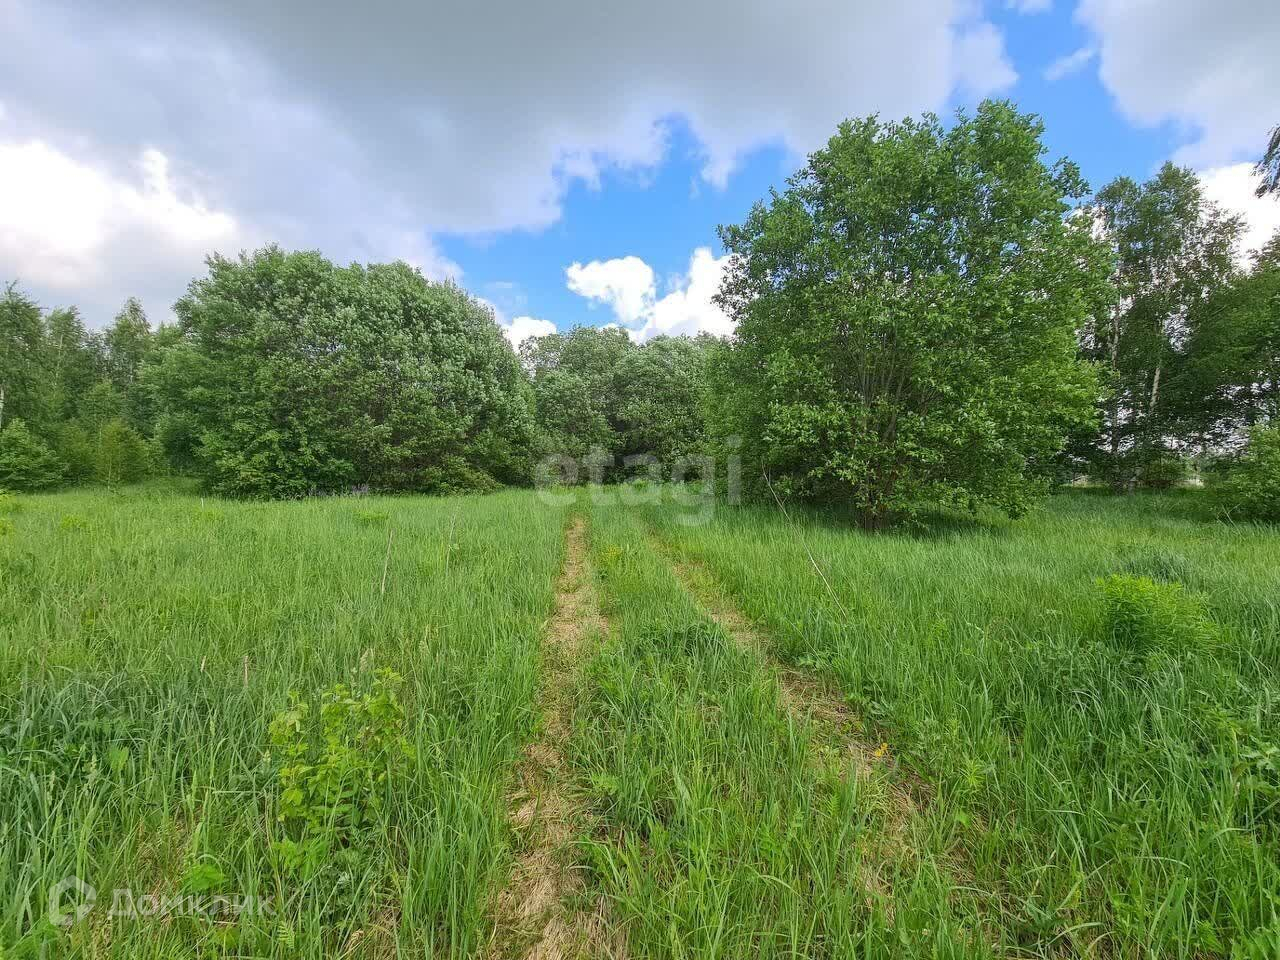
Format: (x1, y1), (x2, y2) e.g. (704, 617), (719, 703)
(44, 307), (105, 423)
(0, 284), (49, 432)
(163, 246), (537, 498)
(1170, 231), (1280, 444)
(521, 326), (713, 481)
(1079, 164), (1241, 486)
(712, 101), (1113, 529)
(103, 298), (152, 391)
(522, 326), (632, 473)
(614, 335), (713, 469)
(0, 420), (64, 490)
(93, 418), (151, 485)
(1256, 125), (1280, 197)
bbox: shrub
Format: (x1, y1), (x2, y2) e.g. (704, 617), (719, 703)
(1211, 425), (1280, 523)
(94, 418), (151, 485)
(1099, 574), (1218, 659)
(0, 420), (64, 490)
(267, 669), (411, 882)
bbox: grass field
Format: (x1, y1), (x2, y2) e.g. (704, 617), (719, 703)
(1, 484), (1278, 958)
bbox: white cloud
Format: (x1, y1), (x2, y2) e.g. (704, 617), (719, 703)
(952, 22), (1019, 98)
(0, 139), (247, 316)
(1007, 0), (1051, 12)
(1044, 46), (1096, 82)
(1198, 163), (1280, 265)
(1077, 0), (1280, 167)
(501, 315), (557, 349)
(566, 247), (733, 341)
(565, 256), (656, 326)
(1, 0), (1017, 318)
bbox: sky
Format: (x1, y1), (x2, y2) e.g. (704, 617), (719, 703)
(1, 0), (1278, 346)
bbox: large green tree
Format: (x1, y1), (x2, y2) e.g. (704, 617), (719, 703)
(1080, 165), (1242, 485)
(712, 101), (1113, 528)
(162, 246), (537, 497)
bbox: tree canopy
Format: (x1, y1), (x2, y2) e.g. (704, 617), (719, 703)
(710, 101), (1113, 527)
(159, 246), (538, 498)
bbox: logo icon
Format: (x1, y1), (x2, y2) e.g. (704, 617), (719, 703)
(48, 876), (96, 927)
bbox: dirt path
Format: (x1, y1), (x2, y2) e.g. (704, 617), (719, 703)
(488, 517), (621, 960)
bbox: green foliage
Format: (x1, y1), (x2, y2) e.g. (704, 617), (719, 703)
(1077, 164), (1243, 482)
(1211, 424), (1280, 523)
(0, 285), (50, 432)
(1136, 452), (1189, 490)
(0, 491), (18, 514)
(49, 422), (96, 483)
(267, 669), (411, 881)
(1099, 573), (1218, 659)
(76, 380), (124, 433)
(0, 420), (64, 490)
(522, 326), (713, 481)
(102, 297), (152, 393)
(92, 418), (151, 485)
(163, 246), (536, 497)
(712, 101), (1110, 527)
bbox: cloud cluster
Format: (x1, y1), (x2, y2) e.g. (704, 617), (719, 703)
(0, 141), (247, 317)
(566, 248), (734, 341)
(1077, 0), (1280, 167)
(0, 0), (1016, 320)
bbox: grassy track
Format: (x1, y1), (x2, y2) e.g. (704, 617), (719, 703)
(641, 490), (1280, 957)
(2, 484), (1278, 957)
(570, 497), (999, 958)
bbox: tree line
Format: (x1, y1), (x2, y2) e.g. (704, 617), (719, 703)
(2, 101), (1277, 526)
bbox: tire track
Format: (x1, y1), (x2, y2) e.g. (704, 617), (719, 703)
(488, 517), (623, 960)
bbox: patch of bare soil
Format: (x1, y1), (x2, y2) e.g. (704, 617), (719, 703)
(488, 518), (624, 960)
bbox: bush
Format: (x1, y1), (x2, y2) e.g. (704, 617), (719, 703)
(268, 669), (410, 882)
(94, 418), (151, 484)
(1099, 574), (1218, 659)
(0, 420), (64, 490)
(1211, 425), (1280, 523)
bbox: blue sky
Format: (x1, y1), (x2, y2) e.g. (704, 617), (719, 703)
(1, 0), (1277, 336)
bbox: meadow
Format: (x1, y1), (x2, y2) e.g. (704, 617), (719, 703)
(1, 483), (1277, 958)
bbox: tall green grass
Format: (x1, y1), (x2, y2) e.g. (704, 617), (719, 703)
(0, 484), (568, 957)
(4, 484), (1276, 957)
(571, 498), (999, 958)
(642, 491), (1280, 957)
